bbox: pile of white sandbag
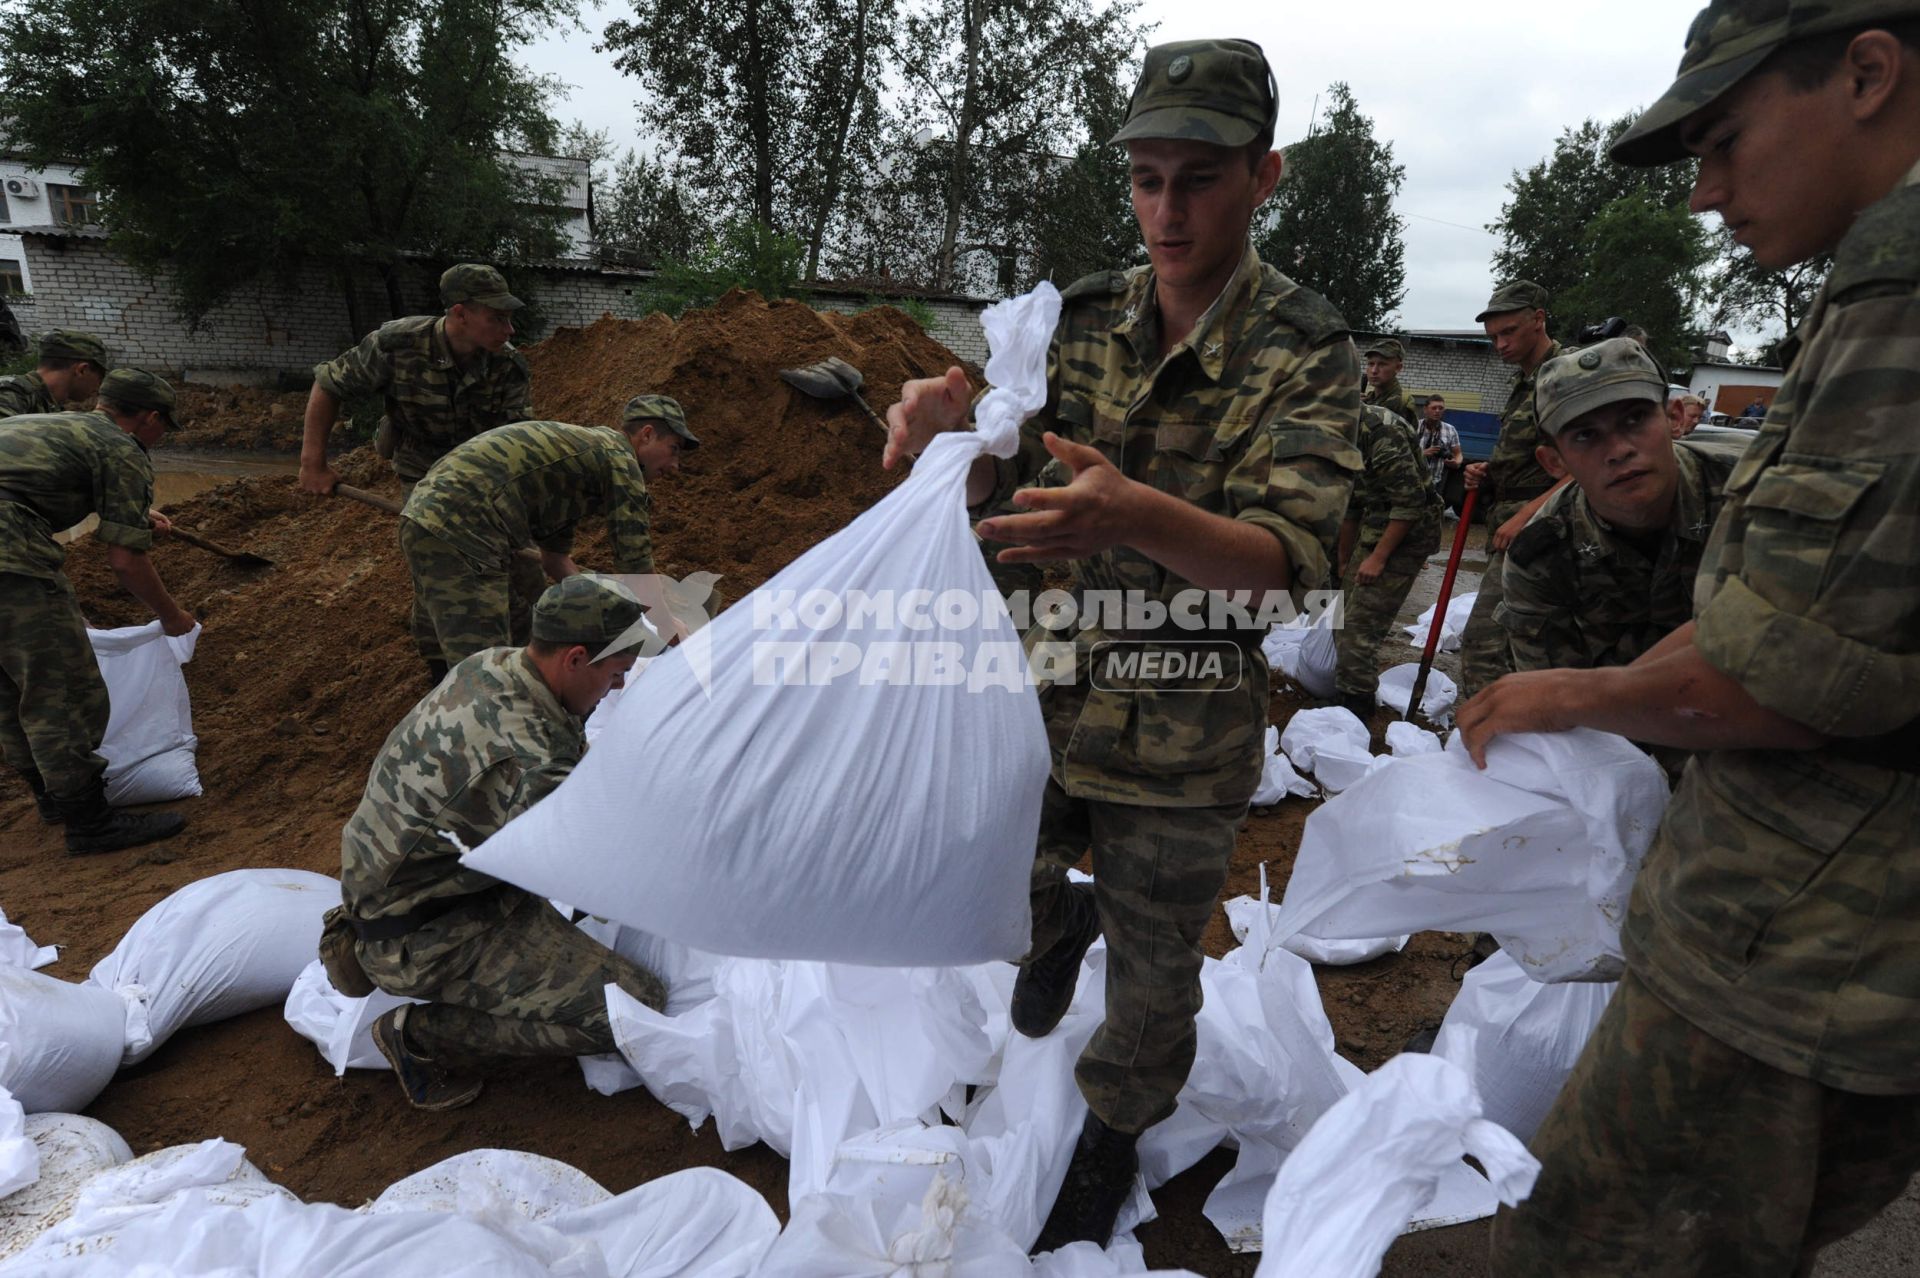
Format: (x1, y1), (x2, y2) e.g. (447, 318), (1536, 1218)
(1403, 592), (1476, 654)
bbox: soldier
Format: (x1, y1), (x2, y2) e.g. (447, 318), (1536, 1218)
(324, 574), (665, 1110)
(1332, 403), (1443, 717)
(399, 402), (694, 679)
(1501, 338), (1745, 675)
(0, 370), (194, 854)
(0, 330), (107, 419)
(884, 39), (1360, 1251)
(1455, 280), (1568, 697)
(1461, 4), (1920, 1272)
(1360, 337), (1414, 424)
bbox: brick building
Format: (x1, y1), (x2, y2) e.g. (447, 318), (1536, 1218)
(1353, 328), (1515, 458)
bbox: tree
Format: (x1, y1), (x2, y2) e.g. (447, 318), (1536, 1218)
(596, 151), (715, 267)
(1554, 191), (1713, 373)
(1023, 78), (1140, 288)
(0, 0), (578, 323)
(1254, 83), (1406, 331)
(1708, 231), (1830, 363)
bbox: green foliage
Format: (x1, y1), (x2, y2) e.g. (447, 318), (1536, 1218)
(631, 219), (810, 317)
(1554, 192), (1712, 373)
(857, 295), (937, 331)
(1708, 231), (1830, 362)
(1025, 77), (1141, 288)
(1254, 83), (1407, 331)
(0, 0), (579, 321)
(595, 151), (715, 267)
(0, 348), (35, 379)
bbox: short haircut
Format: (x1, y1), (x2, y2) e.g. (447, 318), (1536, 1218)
(1766, 18), (1920, 91)
(528, 637), (633, 665)
(1426, 394), (1445, 406)
(38, 356), (96, 374)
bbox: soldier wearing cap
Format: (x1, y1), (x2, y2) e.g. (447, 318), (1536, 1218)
(1459, 3), (1920, 1271)
(1360, 336), (1414, 425)
(885, 38), (1360, 1251)
(0, 330), (108, 419)
(0, 369), (195, 855)
(325, 573), (665, 1110)
(398, 405), (696, 679)
(1454, 279), (1568, 698)
(300, 264), (534, 495)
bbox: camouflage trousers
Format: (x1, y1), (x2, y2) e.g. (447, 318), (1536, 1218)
(397, 517), (543, 669)
(1457, 537), (1517, 698)
(0, 571), (110, 798)
(359, 890), (666, 1067)
(1489, 969), (1920, 1277)
(1333, 559), (1421, 700)
(1026, 777), (1241, 1135)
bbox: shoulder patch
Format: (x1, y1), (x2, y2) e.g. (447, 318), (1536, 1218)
(1059, 270), (1128, 305)
(1505, 515), (1564, 571)
(1827, 181), (1920, 303)
(1266, 282), (1350, 347)
(374, 314), (437, 352)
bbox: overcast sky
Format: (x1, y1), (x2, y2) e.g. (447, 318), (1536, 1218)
(523, 0), (1738, 340)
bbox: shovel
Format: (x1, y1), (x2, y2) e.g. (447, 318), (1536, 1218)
(165, 524), (274, 568)
(1405, 487), (1478, 723)
(780, 357), (890, 433)
(336, 483), (544, 567)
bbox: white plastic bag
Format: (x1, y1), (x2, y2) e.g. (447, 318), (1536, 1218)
(1262, 611), (1338, 700)
(1224, 892), (1407, 968)
(0, 1080), (31, 1200)
(1268, 730), (1669, 983)
(1433, 951), (1616, 1143)
(283, 960), (420, 1074)
(1374, 663), (1457, 724)
(88, 621), (202, 806)
(1249, 727), (1315, 806)
(1403, 591), (1476, 653)
(1279, 707), (1374, 794)
(0, 911), (54, 972)
(0, 1113), (132, 1261)
(1384, 721), (1442, 758)
(88, 869), (338, 1065)
(461, 287), (1062, 967)
(1253, 1053), (1538, 1278)
(0, 967), (125, 1113)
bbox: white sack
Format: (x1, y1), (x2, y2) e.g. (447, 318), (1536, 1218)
(1403, 591), (1476, 654)
(1433, 951), (1617, 1143)
(1253, 1053), (1538, 1278)
(364, 1149), (610, 1218)
(1224, 892), (1407, 968)
(0, 1081), (31, 1201)
(0, 1113), (132, 1262)
(1250, 727), (1314, 806)
(0, 911), (53, 972)
(88, 622), (202, 806)
(1268, 730), (1669, 983)
(1384, 721), (1442, 758)
(461, 288), (1064, 967)
(282, 960), (420, 1074)
(1279, 707), (1374, 794)
(0, 968), (125, 1114)
(1262, 610), (1338, 700)
(88, 869), (338, 1065)
(1374, 663), (1457, 724)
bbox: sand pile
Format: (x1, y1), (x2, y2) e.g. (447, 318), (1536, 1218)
(167, 383), (310, 452)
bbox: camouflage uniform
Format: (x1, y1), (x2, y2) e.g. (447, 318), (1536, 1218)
(339, 642), (664, 1064)
(1457, 334), (1563, 697)
(1499, 437), (1743, 672)
(979, 243), (1362, 1133)
(0, 373), (57, 419)
(399, 421), (655, 669)
(1491, 46), (1920, 1272)
(1362, 378), (1414, 427)
(1334, 405), (1442, 700)
(0, 412), (154, 798)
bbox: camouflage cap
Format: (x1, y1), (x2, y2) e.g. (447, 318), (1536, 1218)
(97, 368), (178, 428)
(37, 329), (106, 365)
(1612, 0), (1920, 166)
(1475, 280), (1550, 323)
(1364, 338), (1406, 361)
(622, 393), (700, 450)
(1533, 338), (1668, 437)
(439, 263), (524, 311)
(1110, 39), (1278, 149)
(531, 573), (647, 653)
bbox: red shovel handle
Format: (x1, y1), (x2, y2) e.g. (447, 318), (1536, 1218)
(1406, 487), (1479, 720)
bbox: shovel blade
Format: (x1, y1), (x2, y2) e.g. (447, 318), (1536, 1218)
(779, 356), (865, 400)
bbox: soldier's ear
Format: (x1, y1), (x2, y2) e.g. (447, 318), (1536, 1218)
(1536, 443), (1568, 479)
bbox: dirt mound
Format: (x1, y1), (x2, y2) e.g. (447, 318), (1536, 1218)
(166, 382), (310, 452)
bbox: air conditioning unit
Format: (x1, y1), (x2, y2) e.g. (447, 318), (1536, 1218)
(3, 177), (39, 199)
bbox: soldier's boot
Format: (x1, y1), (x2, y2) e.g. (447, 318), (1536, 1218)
(1012, 883), (1100, 1039)
(19, 770), (61, 824)
(1336, 691), (1375, 721)
(59, 780), (185, 856)
(424, 658), (450, 685)
(1032, 1113), (1140, 1254)
(371, 1006), (483, 1112)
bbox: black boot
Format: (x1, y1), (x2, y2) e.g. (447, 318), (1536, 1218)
(371, 1006), (484, 1111)
(59, 779), (185, 856)
(424, 657), (450, 685)
(19, 770), (60, 824)
(1033, 1113), (1140, 1254)
(1012, 883), (1100, 1039)
(1337, 691), (1375, 721)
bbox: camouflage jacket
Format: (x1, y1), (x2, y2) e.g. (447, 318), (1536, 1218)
(0, 373), (58, 419)
(0, 411), (154, 578)
(402, 421), (654, 573)
(1347, 404), (1443, 573)
(1362, 378), (1414, 426)
(313, 315), (533, 483)
(1498, 437), (1743, 672)
(976, 243), (1362, 808)
(1623, 159), (1920, 1093)
(1484, 340), (1563, 523)
(340, 646), (582, 976)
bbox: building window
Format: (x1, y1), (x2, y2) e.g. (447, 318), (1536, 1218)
(0, 260), (24, 296)
(49, 184), (100, 227)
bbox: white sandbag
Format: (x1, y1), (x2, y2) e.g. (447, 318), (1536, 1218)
(1403, 591), (1476, 653)
(1270, 730), (1668, 983)
(0, 967), (125, 1114)
(0, 1083), (30, 1201)
(1374, 663), (1457, 724)
(282, 959), (420, 1074)
(1384, 721), (1441, 758)
(88, 869), (339, 1065)
(1433, 951), (1616, 1143)
(1262, 610), (1338, 700)
(1253, 1053), (1538, 1278)
(88, 621), (202, 806)
(0, 911), (53, 972)
(364, 1149), (610, 1218)
(1224, 891), (1407, 968)
(1249, 727), (1314, 806)
(0, 1113), (132, 1261)
(1279, 707), (1374, 793)
(461, 287), (1063, 967)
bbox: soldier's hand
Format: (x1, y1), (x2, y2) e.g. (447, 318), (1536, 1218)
(540, 550), (579, 582)
(1492, 512), (1529, 553)
(148, 508), (173, 533)
(1457, 669), (1587, 768)
(160, 607), (197, 637)
(883, 366), (972, 470)
(1463, 461), (1487, 490)
(299, 461), (341, 496)
(1356, 551), (1388, 586)
(977, 433), (1130, 563)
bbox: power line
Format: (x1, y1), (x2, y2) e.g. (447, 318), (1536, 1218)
(1402, 210), (1499, 237)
